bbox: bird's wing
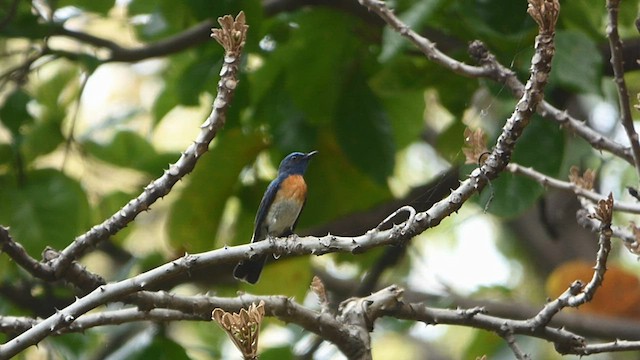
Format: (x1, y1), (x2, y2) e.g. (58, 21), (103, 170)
(251, 176), (281, 243)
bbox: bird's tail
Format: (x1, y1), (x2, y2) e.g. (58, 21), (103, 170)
(233, 255), (267, 284)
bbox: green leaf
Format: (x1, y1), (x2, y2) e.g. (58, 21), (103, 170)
(431, 0), (535, 57)
(130, 336), (191, 360)
(45, 332), (95, 360)
(252, 76), (318, 153)
(372, 55), (476, 119)
(280, 9), (362, 124)
(83, 131), (178, 176)
(0, 169), (90, 257)
(151, 85), (178, 125)
(151, 47), (222, 126)
(560, 2), (606, 40)
(0, 145), (11, 166)
(95, 191), (136, 243)
(302, 137), (391, 227)
(550, 30), (602, 94)
(436, 118), (466, 163)
(176, 54), (221, 106)
(478, 116), (564, 217)
(379, 0), (445, 62)
(463, 329), (503, 359)
(0, 90), (33, 136)
(260, 346), (294, 360)
(127, 0), (193, 41)
(334, 73), (395, 185)
(0, 1), (52, 39)
(167, 129), (267, 253)
(32, 64), (78, 119)
(379, 89), (425, 149)
(21, 120), (65, 162)
(246, 256), (311, 300)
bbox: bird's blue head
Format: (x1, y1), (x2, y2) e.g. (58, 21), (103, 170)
(278, 151), (318, 175)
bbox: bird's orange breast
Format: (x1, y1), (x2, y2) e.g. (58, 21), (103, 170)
(275, 175), (307, 203)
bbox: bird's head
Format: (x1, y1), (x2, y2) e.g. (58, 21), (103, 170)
(277, 151), (318, 175)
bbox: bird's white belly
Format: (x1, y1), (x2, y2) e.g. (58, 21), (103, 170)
(264, 198), (303, 236)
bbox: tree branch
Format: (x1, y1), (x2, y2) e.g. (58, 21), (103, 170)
(0, 227), (54, 280)
(54, 20), (215, 62)
(467, 40), (635, 165)
(527, 195), (613, 328)
(385, 301), (585, 353)
(47, 13), (247, 278)
(605, 0), (640, 179)
(506, 163), (640, 214)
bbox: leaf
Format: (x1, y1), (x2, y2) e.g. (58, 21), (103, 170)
(372, 55), (476, 119)
(176, 53), (221, 106)
(259, 346), (294, 360)
(434, 0), (535, 54)
(0, 169), (90, 257)
(462, 127), (489, 164)
(21, 120), (65, 162)
(559, 2), (606, 40)
(167, 129), (267, 253)
(32, 65), (78, 123)
(83, 131), (178, 176)
(334, 72), (396, 185)
(280, 9), (362, 124)
(151, 85), (178, 125)
(252, 76), (318, 153)
(95, 191), (136, 243)
(0, 90), (33, 136)
(378, 89), (426, 149)
(247, 256), (312, 300)
(463, 330), (503, 359)
(151, 47), (223, 124)
(129, 336), (191, 360)
(0, 145), (12, 166)
(302, 134), (391, 227)
(550, 30), (602, 94)
(0, 1), (51, 39)
(379, 0), (445, 62)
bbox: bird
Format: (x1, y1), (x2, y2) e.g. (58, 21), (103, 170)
(233, 150), (318, 284)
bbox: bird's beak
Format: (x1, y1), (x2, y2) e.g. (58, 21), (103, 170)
(305, 150), (318, 159)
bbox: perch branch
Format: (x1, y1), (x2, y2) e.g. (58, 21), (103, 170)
(47, 12), (248, 278)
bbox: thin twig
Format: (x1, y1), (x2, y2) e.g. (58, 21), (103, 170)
(53, 20), (215, 63)
(506, 163), (640, 213)
(359, 0), (634, 166)
(605, 0), (640, 179)
(527, 195), (614, 328)
(501, 330), (530, 360)
(467, 40), (634, 165)
(0, 227), (54, 280)
(61, 71), (89, 171)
